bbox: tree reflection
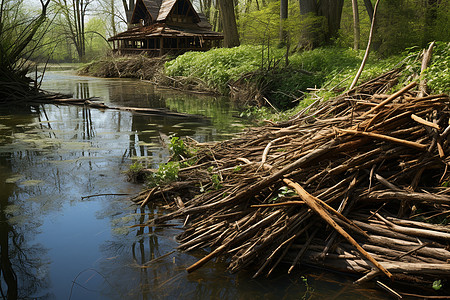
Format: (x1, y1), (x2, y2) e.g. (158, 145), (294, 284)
(0, 160), (50, 299)
(75, 82), (90, 99)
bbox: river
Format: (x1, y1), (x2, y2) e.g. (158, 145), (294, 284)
(0, 70), (386, 299)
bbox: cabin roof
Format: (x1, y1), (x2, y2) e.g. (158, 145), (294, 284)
(143, 0), (163, 21)
(110, 0), (222, 42)
(157, 0), (176, 21)
(132, 0), (201, 24)
(108, 23), (223, 41)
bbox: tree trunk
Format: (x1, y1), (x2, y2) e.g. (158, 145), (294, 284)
(122, 0), (134, 26)
(363, 0), (374, 22)
(299, 0), (316, 15)
(352, 0), (360, 50)
(280, 0), (288, 44)
(317, 0), (344, 42)
(297, 0), (344, 48)
(218, 0), (240, 47)
(111, 0), (117, 36)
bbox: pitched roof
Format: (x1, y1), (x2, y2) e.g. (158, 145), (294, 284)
(156, 0), (176, 21)
(133, 0), (201, 24)
(110, 0), (222, 42)
(143, 0), (163, 20)
(108, 23), (223, 41)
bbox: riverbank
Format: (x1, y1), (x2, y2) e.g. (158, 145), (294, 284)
(77, 43), (449, 114)
(127, 43), (450, 298)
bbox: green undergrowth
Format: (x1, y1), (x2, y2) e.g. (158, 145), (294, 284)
(165, 45), (265, 93)
(165, 42), (449, 114)
(165, 45), (390, 110)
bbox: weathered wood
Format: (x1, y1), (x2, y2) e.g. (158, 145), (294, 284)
(135, 66), (450, 288)
(339, 129), (427, 151)
(283, 179), (392, 279)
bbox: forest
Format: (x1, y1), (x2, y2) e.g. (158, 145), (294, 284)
(1, 0), (449, 105)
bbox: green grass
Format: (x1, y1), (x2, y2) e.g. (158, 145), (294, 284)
(165, 42), (449, 113)
(165, 45), (396, 109)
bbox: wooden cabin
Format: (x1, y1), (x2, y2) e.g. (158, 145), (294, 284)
(109, 0), (223, 56)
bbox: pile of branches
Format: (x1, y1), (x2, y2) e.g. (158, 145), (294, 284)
(132, 67), (450, 293)
(77, 54), (167, 81)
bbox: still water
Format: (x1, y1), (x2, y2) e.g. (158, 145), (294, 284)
(0, 71), (386, 299)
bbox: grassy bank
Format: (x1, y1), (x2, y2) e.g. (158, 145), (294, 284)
(79, 42), (449, 115)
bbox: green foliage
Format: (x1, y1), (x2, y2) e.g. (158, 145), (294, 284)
(166, 45), (368, 109)
(271, 186), (296, 202)
(165, 45), (266, 93)
(169, 135), (191, 161)
(84, 17), (110, 61)
(433, 280), (443, 290)
(238, 1), (280, 45)
(150, 161), (179, 186)
(211, 174), (222, 190)
(425, 42), (450, 94)
(233, 166), (242, 173)
(126, 161), (146, 183)
(301, 275), (314, 300)
(129, 161), (144, 172)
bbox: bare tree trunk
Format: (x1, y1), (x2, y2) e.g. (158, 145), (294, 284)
(363, 0), (374, 22)
(352, 0), (360, 50)
(317, 0), (344, 42)
(297, 0), (344, 48)
(218, 0), (240, 47)
(57, 0), (89, 61)
(111, 0), (117, 36)
(280, 0), (288, 44)
(349, 0), (381, 90)
(122, 0), (134, 25)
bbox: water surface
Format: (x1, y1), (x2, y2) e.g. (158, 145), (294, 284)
(0, 71), (387, 299)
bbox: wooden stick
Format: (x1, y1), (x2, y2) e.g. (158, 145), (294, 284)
(418, 41), (435, 98)
(339, 129), (427, 151)
(140, 187), (157, 207)
(250, 201), (305, 208)
(362, 81), (417, 117)
(411, 114), (440, 130)
(348, 0), (381, 90)
(362, 190), (450, 205)
(283, 178), (393, 279)
(375, 213), (450, 241)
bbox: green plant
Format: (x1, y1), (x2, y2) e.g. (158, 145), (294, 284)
(301, 275), (314, 300)
(233, 166), (242, 173)
(271, 186), (296, 202)
(126, 161), (146, 183)
(433, 280), (443, 291)
(169, 135), (191, 161)
(150, 161), (179, 186)
(129, 161), (144, 172)
(211, 174), (222, 190)
(425, 42), (450, 94)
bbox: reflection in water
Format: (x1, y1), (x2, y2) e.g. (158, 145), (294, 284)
(0, 72), (388, 299)
(0, 114), (51, 299)
(0, 71), (250, 299)
(75, 82), (90, 99)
